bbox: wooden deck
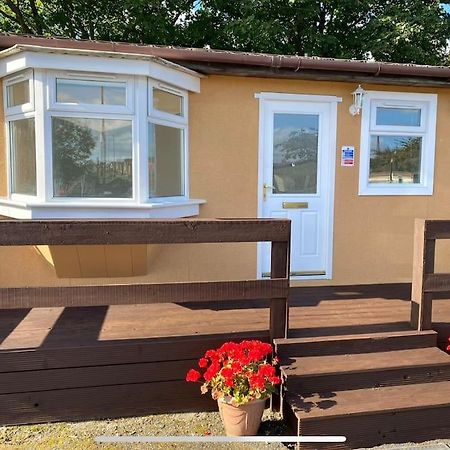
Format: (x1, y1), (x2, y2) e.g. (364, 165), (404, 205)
(0, 283), (449, 425)
(1, 283), (449, 350)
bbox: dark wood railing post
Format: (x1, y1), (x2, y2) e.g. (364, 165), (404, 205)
(270, 240), (290, 341)
(411, 219), (435, 330)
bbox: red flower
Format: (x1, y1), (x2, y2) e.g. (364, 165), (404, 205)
(221, 367), (234, 378)
(225, 377), (234, 387)
(204, 362), (220, 381)
(198, 358), (208, 368)
(269, 376), (281, 385)
(186, 369), (201, 382)
(258, 364), (276, 377)
(249, 374), (266, 390)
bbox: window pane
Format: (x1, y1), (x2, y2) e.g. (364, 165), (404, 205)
(148, 124), (184, 197)
(52, 117), (132, 198)
(376, 107), (421, 127)
(369, 135), (422, 184)
(9, 118), (36, 195)
(153, 88), (183, 116)
(56, 79), (126, 105)
(273, 113), (319, 194)
(7, 80), (30, 107)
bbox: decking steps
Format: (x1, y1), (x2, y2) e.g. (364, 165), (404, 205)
(275, 329), (437, 359)
(281, 347), (450, 392)
(276, 330), (450, 449)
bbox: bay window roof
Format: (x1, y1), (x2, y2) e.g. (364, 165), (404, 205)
(0, 45), (204, 219)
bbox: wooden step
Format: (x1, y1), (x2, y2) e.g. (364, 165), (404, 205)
(281, 347), (450, 393)
(274, 330), (437, 359)
(284, 381), (450, 449)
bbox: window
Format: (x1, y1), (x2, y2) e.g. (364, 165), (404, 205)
(359, 91), (437, 196)
(148, 83), (187, 199)
(1, 62), (201, 219)
(9, 118), (36, 195)
(48, 74), (135, 200)
(52, 117), (133, 198)
(4, 70), (36, 198)
(56, 78), (127, 106)
(4, 69), (34, 114)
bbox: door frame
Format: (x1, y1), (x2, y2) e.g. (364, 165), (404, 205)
(255, 92), (341, 281)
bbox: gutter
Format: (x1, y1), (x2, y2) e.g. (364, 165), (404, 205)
(1, 33), (450, 80)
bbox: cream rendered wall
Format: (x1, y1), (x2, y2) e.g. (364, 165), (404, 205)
(1, 74), (450, 287)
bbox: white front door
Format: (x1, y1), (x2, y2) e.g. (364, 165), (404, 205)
(257, 93), (340, 280)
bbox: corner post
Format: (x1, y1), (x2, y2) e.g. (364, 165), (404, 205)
(270, 240), (290, 341)
(410, 219), (435, 330)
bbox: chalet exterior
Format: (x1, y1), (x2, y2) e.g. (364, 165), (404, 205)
(0, 34), (450, 448)
(1, 35), (450, 288)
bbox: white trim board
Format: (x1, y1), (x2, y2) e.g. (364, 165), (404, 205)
(0, 48), (201, 93)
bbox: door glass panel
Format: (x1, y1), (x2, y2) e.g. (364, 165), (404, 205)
(273, 113), (319, 194)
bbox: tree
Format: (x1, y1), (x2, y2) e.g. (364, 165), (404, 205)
(1, 0), (449, 65)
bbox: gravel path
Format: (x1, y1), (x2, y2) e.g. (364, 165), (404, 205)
(0, 412), (448, 450)
(0, 411), (288, 450)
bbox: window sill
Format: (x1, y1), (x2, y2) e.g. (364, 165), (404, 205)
(0, 198), (206, 219)
(358, 185), (433, 196)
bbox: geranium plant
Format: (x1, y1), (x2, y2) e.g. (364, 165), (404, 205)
(186, 339), (281, 405)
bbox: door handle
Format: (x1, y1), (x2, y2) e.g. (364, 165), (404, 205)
(263, 183), (273, 201)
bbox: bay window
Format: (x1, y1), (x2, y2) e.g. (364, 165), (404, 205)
(1, 57), (202, 218)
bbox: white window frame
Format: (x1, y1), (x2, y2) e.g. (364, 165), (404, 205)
(3, 70), (37, 201)
(147, 80), (189, 202)
(47, 71), (134, 115)
(1, 65), (203, 219)
(45, 70), (136, 202)
(359, 91), (437, 196)
(3, 69), (35, 115)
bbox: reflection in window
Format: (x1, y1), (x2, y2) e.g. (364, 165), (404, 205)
(369, 135), (421, 184)
(376, 107), (421, 127)
(273, 113), (319, 194)
(153, 88), (183, 116)
(148, 124), (184, 197)
(56, 79), (126, 106)
(10, 118), (36, 195)
(7, 80), (30, 108)
(52, 117), (132, 198)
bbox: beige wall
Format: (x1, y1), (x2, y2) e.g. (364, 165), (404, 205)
(1, 74), (450, 287)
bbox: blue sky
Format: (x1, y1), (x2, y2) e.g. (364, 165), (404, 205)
(443, 4), (450, 13)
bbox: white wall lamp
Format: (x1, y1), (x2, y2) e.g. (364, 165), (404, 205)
(349, 85), (365, 115)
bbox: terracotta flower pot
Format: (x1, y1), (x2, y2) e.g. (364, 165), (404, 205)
(218, 397), (266, 436)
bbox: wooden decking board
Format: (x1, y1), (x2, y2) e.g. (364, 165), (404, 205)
(296, 406), (450, 450)
(282, 347), (450, 377)
(0, 360), (197, 394)
(275, 330), (437, 358)
(288, 380), (450, 420)
(0, 331), (268, 372)
(0, 380), (217, 426)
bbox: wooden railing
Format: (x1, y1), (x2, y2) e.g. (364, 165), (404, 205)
(411, 219), (450, 330)
(0, 218), (291, 340)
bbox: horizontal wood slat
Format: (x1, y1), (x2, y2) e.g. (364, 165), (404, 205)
(0, 279), (288, 309)
(424, 220), (450, 239)
(0, 381), (216, 426)
(0, 360), (197, 394)
(423, 273), (450, 292)
(0, 331), (269, 373)
(0, 219), (291, 245)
